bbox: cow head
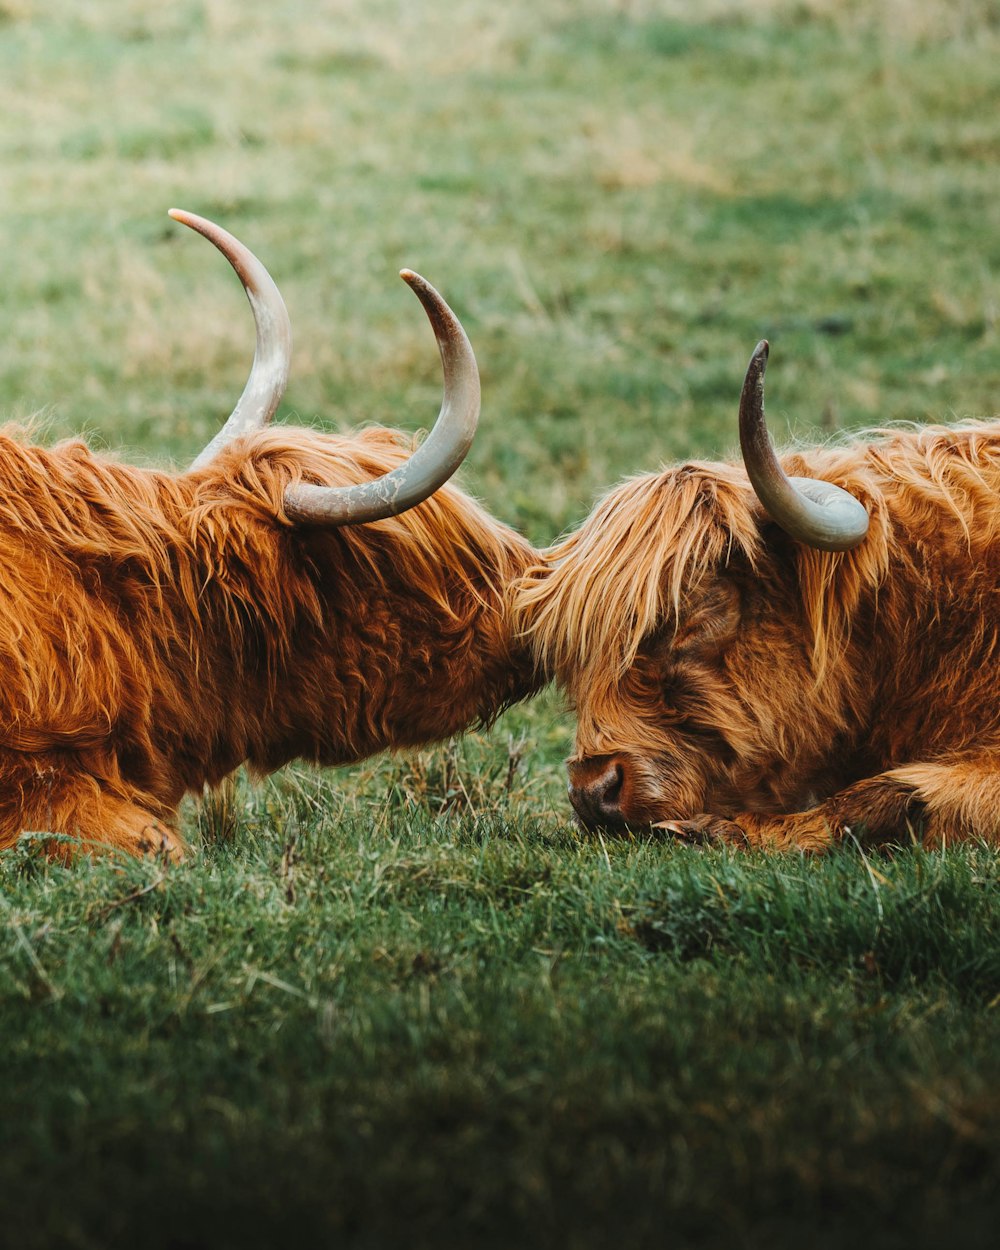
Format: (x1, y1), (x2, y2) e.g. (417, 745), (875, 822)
(516, 345), (884, 832)
(160, 212), (539, 780)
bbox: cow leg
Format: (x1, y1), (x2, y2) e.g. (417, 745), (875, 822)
(660, 751), (1000, 852)
(0, 758), (183, 861)
(46, 790), (184, 862)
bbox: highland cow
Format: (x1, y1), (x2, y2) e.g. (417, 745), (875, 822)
(517, 341), (1000, 852)
(0, 211), (539, 859)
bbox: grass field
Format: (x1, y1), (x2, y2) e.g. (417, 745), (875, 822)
(2, 1), (1000, 1245)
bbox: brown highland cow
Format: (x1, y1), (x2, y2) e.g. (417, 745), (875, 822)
(516, 341), (1000, 852)
(0, 211), (539, 858)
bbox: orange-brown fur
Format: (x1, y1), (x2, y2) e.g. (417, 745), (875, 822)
(0, 425), (540, 857)
(515, 421), (1000, 851)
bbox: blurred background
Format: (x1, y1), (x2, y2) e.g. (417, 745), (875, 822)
(3, 0), (997, 544)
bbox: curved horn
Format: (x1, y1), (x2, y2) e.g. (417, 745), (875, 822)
(169, 209), (292, 471)
(283, 270), (480, 527)
(739, 340), (869, 552)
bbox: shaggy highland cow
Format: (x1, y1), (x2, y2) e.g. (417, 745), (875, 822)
(517, 342), (1000, 852)
(0, 211), (539, 858)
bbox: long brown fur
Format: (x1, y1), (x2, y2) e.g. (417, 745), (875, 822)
(0, 425), (540, 858)
(514, 420), (1000, 851)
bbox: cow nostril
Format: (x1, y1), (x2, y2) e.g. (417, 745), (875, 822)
(567, 759), (628, 829)
(596, 763), (624, 816)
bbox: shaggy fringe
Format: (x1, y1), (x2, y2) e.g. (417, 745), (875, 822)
(0, 423), (524, 651)
(515, 420), (1000, 689)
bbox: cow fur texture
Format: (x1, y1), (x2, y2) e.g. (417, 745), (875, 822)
(0, 425), (539, 858)
(515, 420), (1000, 851)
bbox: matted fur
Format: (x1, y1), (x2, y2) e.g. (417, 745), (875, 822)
(0, 424), (540, 858)
(515, 420), (1000, 851)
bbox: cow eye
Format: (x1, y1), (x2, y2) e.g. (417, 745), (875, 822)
(659, 671), (686, 719)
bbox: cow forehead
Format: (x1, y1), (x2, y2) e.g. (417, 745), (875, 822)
(515, 469), (764, 687)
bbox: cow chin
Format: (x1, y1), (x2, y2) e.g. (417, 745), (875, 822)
(566, 750), (705, 834)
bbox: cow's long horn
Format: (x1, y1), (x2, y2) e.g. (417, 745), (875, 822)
(739, 340), (869, 552)
(282, 270), (480, 527)
(170, 209), (292, 472)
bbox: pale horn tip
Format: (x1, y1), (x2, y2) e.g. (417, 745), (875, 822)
(399, 268), (426, 292)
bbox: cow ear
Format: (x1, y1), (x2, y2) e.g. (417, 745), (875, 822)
(674, 578), (742, 660)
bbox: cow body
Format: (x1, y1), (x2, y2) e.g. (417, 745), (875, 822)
(0, 210), (541, 859)
(516, 417), (1000, 851)
(0, 425), (538, 857)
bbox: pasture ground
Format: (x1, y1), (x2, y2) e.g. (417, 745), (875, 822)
(1, 1), (999, 1245)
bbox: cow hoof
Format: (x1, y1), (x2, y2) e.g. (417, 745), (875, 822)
(652, 815), (749, 849)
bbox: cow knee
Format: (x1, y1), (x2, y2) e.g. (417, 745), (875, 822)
(827, 776), (925, 847)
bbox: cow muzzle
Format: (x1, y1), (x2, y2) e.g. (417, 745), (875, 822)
(567, 755), (629, 832)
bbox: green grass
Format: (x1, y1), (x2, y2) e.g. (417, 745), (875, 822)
(2, 1), (1000, 1245)
(3, 799), (1000, 1248)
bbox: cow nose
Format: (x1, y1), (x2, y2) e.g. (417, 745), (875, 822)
(567, 758), (626, 830)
